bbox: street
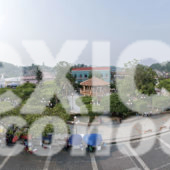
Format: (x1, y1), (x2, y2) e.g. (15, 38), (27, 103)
(1, 132), (170, 170)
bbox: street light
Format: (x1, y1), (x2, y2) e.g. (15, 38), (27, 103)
(74, 116), (77, 134)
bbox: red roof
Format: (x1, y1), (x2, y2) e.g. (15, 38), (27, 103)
(80, 77), (109, 86)
(72, 67), (110, 71)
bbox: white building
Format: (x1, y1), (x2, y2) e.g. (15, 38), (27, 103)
(5, 77), (21, 86)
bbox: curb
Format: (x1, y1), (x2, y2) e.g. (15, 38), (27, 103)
(67, 120), (170, 145)
(103, 128), (170, 144)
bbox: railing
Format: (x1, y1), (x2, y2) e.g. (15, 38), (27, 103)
(80, 89), (106, 96)
(80, 89), (91, 96)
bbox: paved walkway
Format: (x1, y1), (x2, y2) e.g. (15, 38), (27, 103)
(68, 113), (170, 144)
(67, 94), (81, 113)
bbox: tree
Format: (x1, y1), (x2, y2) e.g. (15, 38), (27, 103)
(109, 94), (130, 118)
(76, 96), (92, 106)
(54, 61), (75, 97)
(35, 67), (43, 83)
(117, 61), (157, 97)
(116, 60), (158, 115)
(49, 94), (58, 108)
(158, 79), (170, 92)
(66, 67), (76, 88)
(135, 64), (157, 95)
(151, 62), (170, 72)
(13, 82), (36, 101)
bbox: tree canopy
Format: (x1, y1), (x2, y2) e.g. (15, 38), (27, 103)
(151, 62), (170, 72)
(135, 64), (157, 95)
(158, 79), (170, 92)
(35, 67), (43, 83)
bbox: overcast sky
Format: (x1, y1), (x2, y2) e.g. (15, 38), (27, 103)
(0, 0), (170, 67)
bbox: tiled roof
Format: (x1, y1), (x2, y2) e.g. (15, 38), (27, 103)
(80, 77), (109, 86)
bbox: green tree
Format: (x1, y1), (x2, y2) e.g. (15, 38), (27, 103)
(151, 62), (170, 72)
(110, 94), (130, 118)
(158, 79), (170, 92)
(35, 67), (43, 83)
(54, 61), (74, 96)
(135, 64), (157, 95)
(13, 83), (35, 101)
(49, 94), (61, 108)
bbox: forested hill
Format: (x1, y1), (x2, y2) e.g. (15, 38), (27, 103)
(150, 62), (170, 72)
(0, 62), (53, 78)
(0, 62), (22, 78)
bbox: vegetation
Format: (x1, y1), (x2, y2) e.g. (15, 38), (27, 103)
(13, 83), (36, 101)
(35, 67), (43, 83)
(76, 94), (133, 120)
(0, 60), (167, 138)
(157, 79), (170, 92)
(0, 62), (53, 78)
(135, 64), (157, 95)
(54, 61), (77, 96)
(0, 80), (70, 137)
(151, 62), (170, 72)
(0, 62), (22, 78)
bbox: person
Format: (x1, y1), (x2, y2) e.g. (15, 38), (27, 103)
(87, 145), (95, 152)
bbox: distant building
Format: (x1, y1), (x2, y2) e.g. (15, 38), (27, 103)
(21, 72), (55, 84)
(71, 66), (116, 83)
(21, 76), (37, 84)
(5, 77), (21, 86)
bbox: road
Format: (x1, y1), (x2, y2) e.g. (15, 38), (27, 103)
(1, 132), (170, 170)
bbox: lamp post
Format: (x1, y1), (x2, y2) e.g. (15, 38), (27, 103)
(74, 116), (77, 134)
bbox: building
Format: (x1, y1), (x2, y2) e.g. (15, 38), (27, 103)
(72, 66), (116, 83)
(80, 77), (110, 96)
(21, 72), (55, 84)
(21, 76), (37, 84)
(5, 77), (21, 86)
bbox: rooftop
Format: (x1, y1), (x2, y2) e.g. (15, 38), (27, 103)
(80, 77), (109, 86)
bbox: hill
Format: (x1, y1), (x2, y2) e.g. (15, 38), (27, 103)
(150, 62), (170, 72)
(0, 62), (53, 78)
(0, 62), (22, 78)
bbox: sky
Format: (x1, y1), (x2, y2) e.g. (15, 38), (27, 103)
(0, 0), (170, 67)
